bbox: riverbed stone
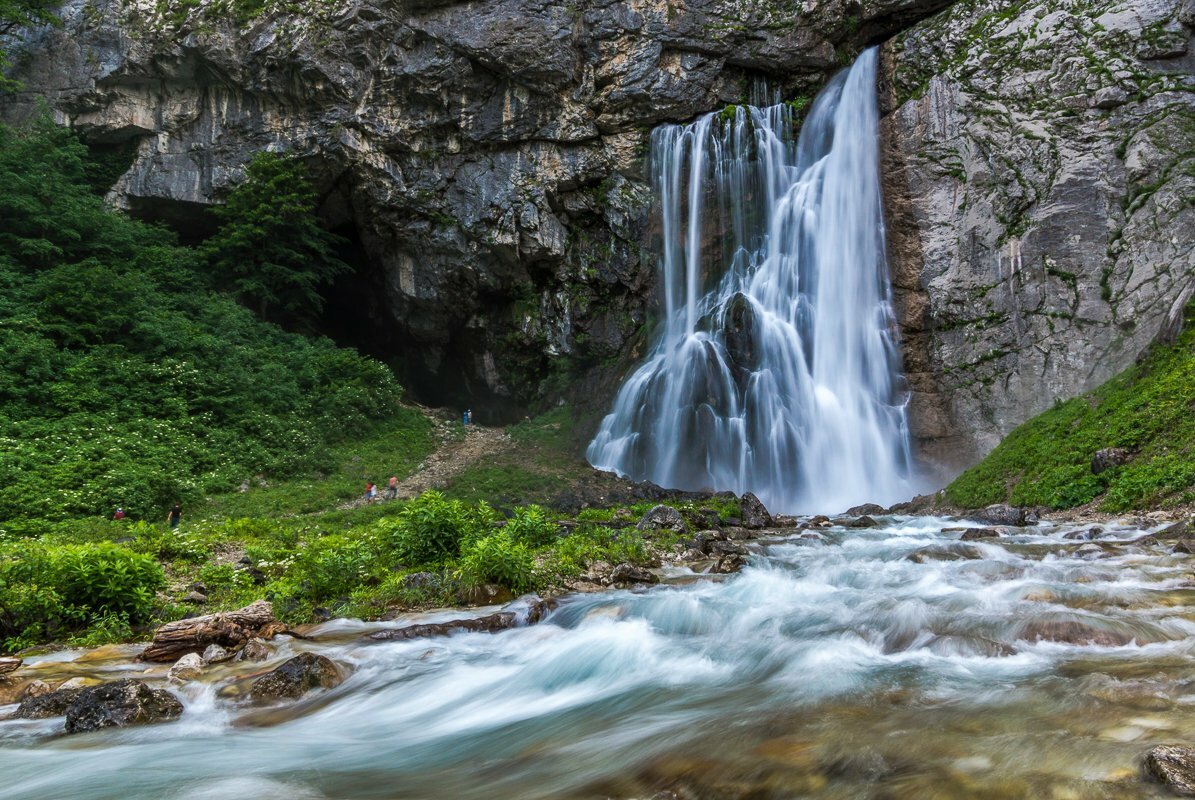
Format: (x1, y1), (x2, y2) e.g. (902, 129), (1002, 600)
(249, 653), (343, 703)
(236, 638), (271, 662)
(959, 527), (1000, 540)
(971, 504), (1028, 527)
(169, 653), (205, 683)
(13, 686), (84, 719)
(740, 492), (773, 529)
(846, 503), (886, 517)
(63, 680), (183, 733)
(1145, 745), (1195, 796)
(19, 680), (52, 700)
(0, 656), (21, 675)
(202, 644), (232, 663)
(610, 564), (658, 585)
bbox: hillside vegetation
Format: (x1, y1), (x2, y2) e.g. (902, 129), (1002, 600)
(946, 301), (1195, 511)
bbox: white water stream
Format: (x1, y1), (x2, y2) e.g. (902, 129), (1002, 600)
(588, 49), (915, 514)
(1, 517), (1193, 799)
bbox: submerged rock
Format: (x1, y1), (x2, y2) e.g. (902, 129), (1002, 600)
(249, 653), (343, 703)
(13, 686), (84, 719)
(637, 505), (687, 534)
(1145, 745), (1195, 796)
(64, 680), (183, 733)
(368, 597), (557, 642)
(610, 564), (658, 585)
(1016, 619), (1133, 647)
(959, 527), (1001, 540)
(740, 492), (773, 529)
(846, 515), (880, 528)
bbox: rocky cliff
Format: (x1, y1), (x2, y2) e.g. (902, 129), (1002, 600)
(881, 0), (1194, 474)
(0, 0), (948, 421)
(3, 0), (1192, 481)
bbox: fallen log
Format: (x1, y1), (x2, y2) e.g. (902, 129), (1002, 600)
(141, 601), (290, 662)
(367, 596), (556, 642)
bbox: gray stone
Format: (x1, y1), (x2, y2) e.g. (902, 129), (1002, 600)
(249, 653), (343, 703)
(201, 644), (232, 663)
(1092, 447), (1132, 474)
(0, 657), (20, 675)
(610, 563), (658, 585)
(13, 687), (84, 719)
(959, 527), (1000, 540)
(64, 680), (183, 734)
(236, 638), (272, 662)
(740, 492), (773, 529)
(637, 505), (686, 534)
(168, 653), (205, 683)
(1146, 745), (1195, 796)
(971, 504), (1028, 527)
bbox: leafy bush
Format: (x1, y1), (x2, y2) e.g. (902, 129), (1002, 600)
(378, 491), (477, 566)
(457, 532), (534, 594)
(503, 504), (558, 548)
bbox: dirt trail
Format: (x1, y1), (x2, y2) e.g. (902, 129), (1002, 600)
(340, 418), (513, 510)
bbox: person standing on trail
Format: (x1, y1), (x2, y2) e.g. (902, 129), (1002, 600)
(168, 503), (182, 529)
(463, 409), (471, 426)
(113, 507), (125, 520)
(386, 475), (398, 499)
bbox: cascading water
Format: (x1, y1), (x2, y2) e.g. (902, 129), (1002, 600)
(587, 49), (914, 514)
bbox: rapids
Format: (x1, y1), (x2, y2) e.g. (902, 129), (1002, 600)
(587, 49), (915, 514)
(2, 517), (1193, 799)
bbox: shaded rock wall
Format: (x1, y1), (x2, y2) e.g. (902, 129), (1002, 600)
(1, 0), (949, 421)
(881, 0), (1195, 477)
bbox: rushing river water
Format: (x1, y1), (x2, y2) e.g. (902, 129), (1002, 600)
(2, 516), (1194, 799)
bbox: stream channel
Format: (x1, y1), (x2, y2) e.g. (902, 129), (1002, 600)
(2, 515), (1194, 799)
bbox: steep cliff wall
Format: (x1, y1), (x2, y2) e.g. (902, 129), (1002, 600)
(881, 0), (1194, 476)
(1, 0), (947, 420)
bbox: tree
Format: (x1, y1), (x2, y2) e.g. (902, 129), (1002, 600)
(204, 151), (349, 324)
(0, 0), (58, 92)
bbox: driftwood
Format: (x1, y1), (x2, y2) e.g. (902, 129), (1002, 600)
(141, 601), (289, 662)
(367, 597), (556, 642)
(0, 656), (21, 676)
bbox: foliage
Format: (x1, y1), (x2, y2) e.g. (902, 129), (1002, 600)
(946, 302), (1195, 510)
(0, 117), (411, 521)
(203, 151), (349, 324)
(456, 531), (534, 594)
(377, 491), (476, 566)
(503, 504), (558, 548)
(0, 542), (163, 650)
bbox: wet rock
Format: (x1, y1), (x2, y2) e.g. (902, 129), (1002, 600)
(57, 677), (92, 690)
(13, 686), (84, 719)
(959, 527), (1000, 540)
(368, 597), (557, 641)
(972, 504), (1028, 527)
(1174, 540), (1195, 555)
(809, 515), (831, 526)
(202, 644), (232, 663)
(64, 680), (183, 733)
(686, 531), (714, 555)
(456, 583), (514, 606)
(237, 638), (271, 662)
(799, 532), (824, 541)
(1092, 447), (1132, 474)
(846, 503), (886, 517)
(1075, 543), (1109, 559)
(713, 554), (746, 574)
(846, 515), (879, 528)
(249, 653), (344, 703)
(1158, 520), (1192, 540)
(1064, 527), (1104, 540)
(637, 505), (687, 534)
(169, 653), (205, 683)
(0, 656), (21, 675)
(1145, 745), (1195, 796)
(710, 541), (748, 556)
(722, 527), (755, 540)
(677, 548), (707, 561)
(19, 680), (52, 700)
(1016, 618), (1132, 646)
(906, 543), (983, 562)
(740, 492), (773, 529)
(611, 564), (659, 585)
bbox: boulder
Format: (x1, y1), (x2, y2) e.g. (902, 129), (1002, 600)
(710, 541), (748, 556)
(685, 531), (714, 555)
(64, 680), (183, 734)
(1091, 447), (1132, 474)
(19, 680), (52, 700)
(1063, 527), (1103, 540)
(169, 653), (205, 683)
(846, 515), (879, 529)
(959, 527), (1000, 540)
(1158, 520), (1191, 540)
(713, 554), (746, 574)
(972, 504), (1028, 527)
(637, 505), (687, 533)
(13, 686), (84, 719)
(249, 653), (344, 703)
(1145, 745), (1195, 796)
(610, 564), (658, 585)
(808, 515), (831, 526)
(202, 644), (232, 663)
(1016, 619), (1132, 647)
(846, 503), (886, 517)
(1075, 543), (1109, 559)
(0, 656), (21, 675)
(740, 492), (773, 530)
(1174, 540), (1195, 555)
(906, 543), (983, 563)
(237, 638), (271, 662)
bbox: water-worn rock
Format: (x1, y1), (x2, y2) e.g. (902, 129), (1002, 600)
(0, 657), (21, 675)
(1017, 619), (1132, 647)
(846, 515), (880, 529)
(169, 653), (205, 683)
(64, 680), (183, 733)
(19, 680), (52, 700)
(959, 527), (1000, 540)
(1092, 447), (1133, 475)
(740, 493), (773, 530)
(1158, 521), (1192, 540)
(846, 503), (886, 517)
(368, 596), (557, 641)
(637, 505), (687, 534)
(249, 654), (343, 703)
(202, 644), (232, 663)
(610, 564), (658, 585)
(1145, 745), (1195, 796)
(1064, 527), (1104, 541)
(237, 638), (271, 662)
(13, 686), (84, 719)
(970, 505), (1028, 527)
(1173, 540), (1195, 555)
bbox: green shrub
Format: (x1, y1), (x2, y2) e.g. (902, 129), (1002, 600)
(456, 531), (534, 594)
(503, 504), (558, 548)
(378, 491), (476, 566)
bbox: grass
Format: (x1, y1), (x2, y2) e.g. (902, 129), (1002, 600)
(945, 301), (1195, 511)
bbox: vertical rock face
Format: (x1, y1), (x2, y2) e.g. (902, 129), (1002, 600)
(1, 0), (950, 419)
(881, 0), (1194, 475)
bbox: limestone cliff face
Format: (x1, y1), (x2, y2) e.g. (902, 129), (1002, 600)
(1, 0), (946, 419)
(881, 0), (1195, 476)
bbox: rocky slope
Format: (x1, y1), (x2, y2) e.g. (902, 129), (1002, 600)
(881, 0), (1195, 474)
(0, 0), (949, 420)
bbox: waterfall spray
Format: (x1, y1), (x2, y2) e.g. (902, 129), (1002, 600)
(587, 48), (915, 514)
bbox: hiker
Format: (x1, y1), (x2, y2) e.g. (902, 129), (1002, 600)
(113, 507), (125, 520)
(386, 475), (398, 499)
(168, 503), (182, 529)
(364, 481), (374, 502)
(462, 409), (470, 426)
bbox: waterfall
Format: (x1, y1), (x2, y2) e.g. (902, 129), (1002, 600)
(587, 48), (915, 514)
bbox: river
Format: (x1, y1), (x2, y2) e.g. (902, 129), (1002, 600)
(1, 516), (1192, 799)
